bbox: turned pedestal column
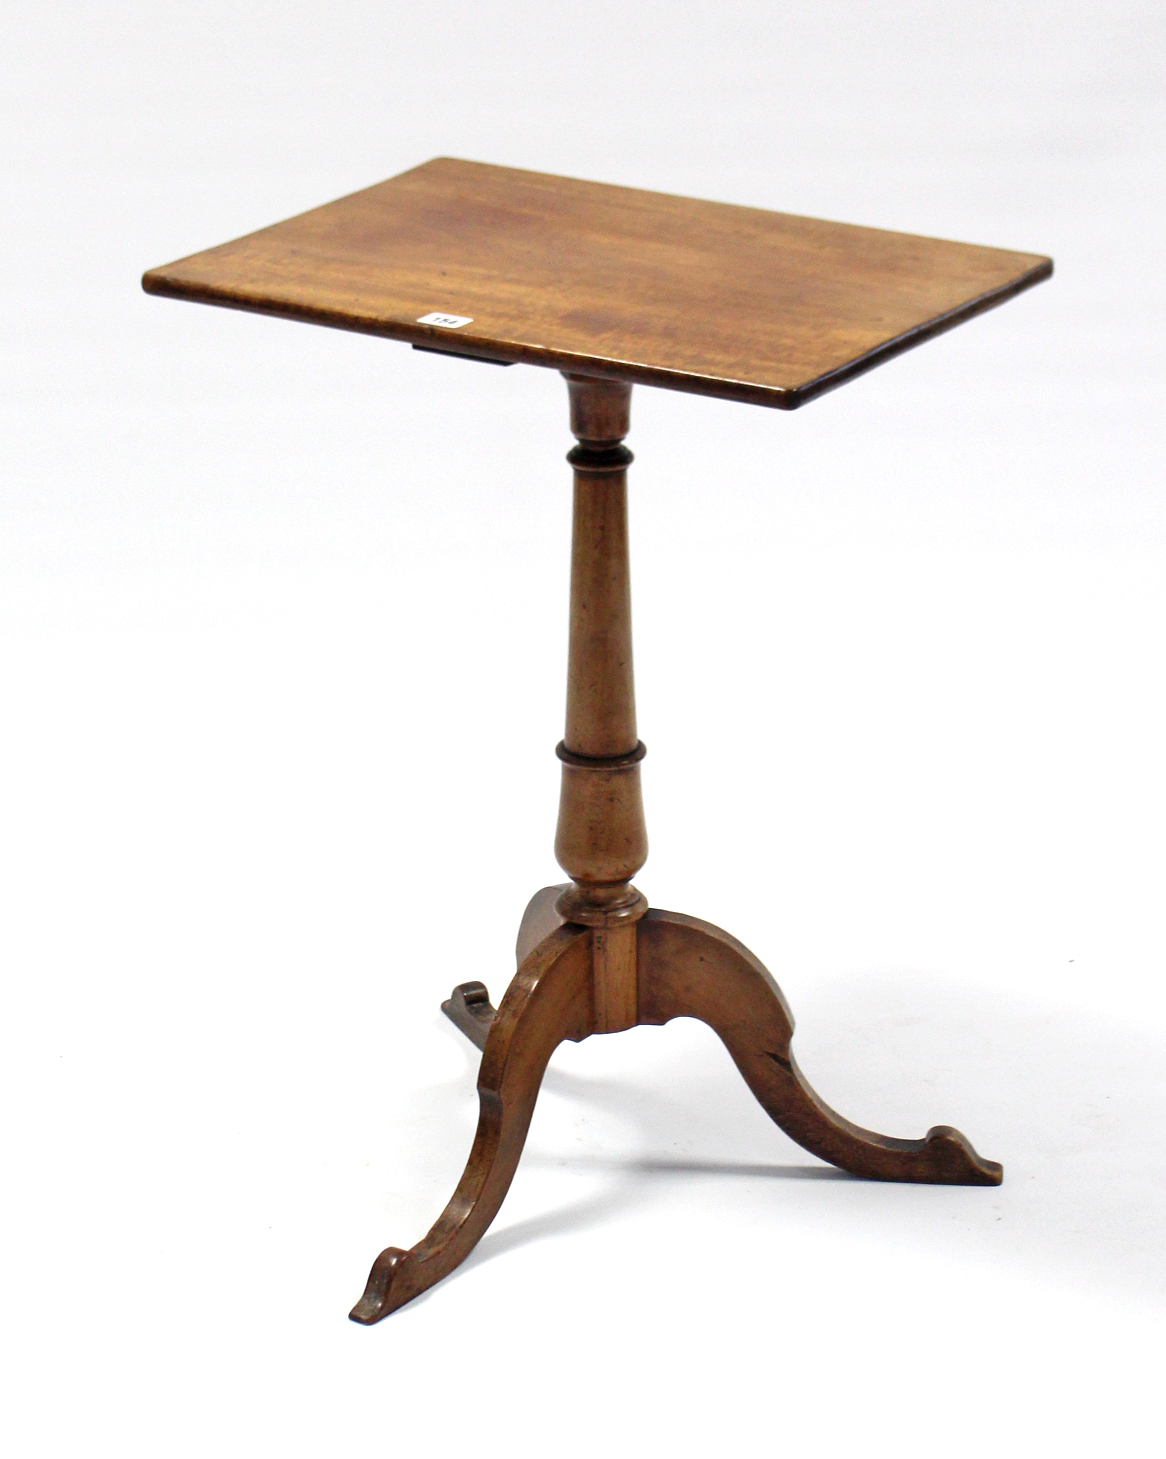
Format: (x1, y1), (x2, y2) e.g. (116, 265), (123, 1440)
(553, 375), (649, 1030)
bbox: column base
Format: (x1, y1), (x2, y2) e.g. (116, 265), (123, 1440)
(350, 887), (1001, 1324)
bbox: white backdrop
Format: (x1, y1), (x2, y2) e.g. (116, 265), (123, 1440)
(2, 4), (1163, 1455)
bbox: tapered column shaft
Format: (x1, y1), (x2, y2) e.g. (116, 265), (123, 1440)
(554, 375), (648, 931)
(564, 461), (637, 757)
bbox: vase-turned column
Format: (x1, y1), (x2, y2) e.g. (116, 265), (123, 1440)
(553, 375), (648, 1029)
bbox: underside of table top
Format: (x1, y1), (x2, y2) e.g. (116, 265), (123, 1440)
(142, 157), (1051, 409)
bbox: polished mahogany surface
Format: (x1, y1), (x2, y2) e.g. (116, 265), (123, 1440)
(143, 157), (1050, 409)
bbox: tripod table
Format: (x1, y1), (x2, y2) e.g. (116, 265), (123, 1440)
(143, 157), (1052, 1322)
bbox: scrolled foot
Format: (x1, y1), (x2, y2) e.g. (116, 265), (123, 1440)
(637, 909), (1002, 1186)
(441, 981), (496, 1051)
(914, 1125), (1002, 1185)
(349, 1247), (408, 1324)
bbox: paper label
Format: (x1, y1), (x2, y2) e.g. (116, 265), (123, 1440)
(417, 312), (473, 328)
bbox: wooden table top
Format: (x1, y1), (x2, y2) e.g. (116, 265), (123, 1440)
(143, 158), (1051, 410)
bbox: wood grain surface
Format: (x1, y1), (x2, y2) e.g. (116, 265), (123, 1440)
(142, 157), (1051, 408)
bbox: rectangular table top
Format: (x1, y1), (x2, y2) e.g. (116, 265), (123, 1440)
(143, 157), (1051, 410)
